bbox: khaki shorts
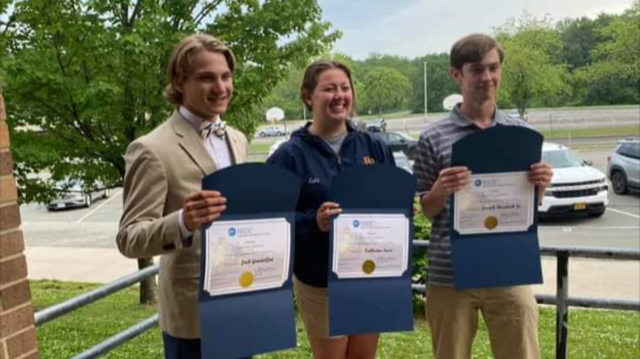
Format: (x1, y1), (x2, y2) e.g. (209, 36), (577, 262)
(293, 276), (345, 340)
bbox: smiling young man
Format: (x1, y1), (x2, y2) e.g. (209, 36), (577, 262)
(117, 34), (249, 359)
(413, 34), (553, 359)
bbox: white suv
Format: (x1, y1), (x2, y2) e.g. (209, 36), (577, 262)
(539, 142), (609, 218)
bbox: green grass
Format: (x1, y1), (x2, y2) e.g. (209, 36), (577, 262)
(540, 125), (640, 140)
(32, 280), (639, 358)
(249, 141), (274, 154)
(527, 104), (640, 112)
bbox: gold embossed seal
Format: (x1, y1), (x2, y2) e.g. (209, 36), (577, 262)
(362, 260), (376, 275)
(484, 216), (498, 230)
(239, 271), (255, 288)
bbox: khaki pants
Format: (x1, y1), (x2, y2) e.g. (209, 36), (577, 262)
(426, 284), (540, 359)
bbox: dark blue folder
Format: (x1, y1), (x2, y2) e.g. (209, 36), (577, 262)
(450, 126), (544, 290)
(199, 163), (301, 359)
(328, 165), (416, 336)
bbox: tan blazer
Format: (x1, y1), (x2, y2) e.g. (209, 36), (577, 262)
(117, 111), (248, 338)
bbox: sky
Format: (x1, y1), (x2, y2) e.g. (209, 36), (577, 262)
(317, 0), (634, 60)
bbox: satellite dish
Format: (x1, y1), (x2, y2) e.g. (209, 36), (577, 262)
(265, 107), (285, 122)
(442, 94), (463, 111)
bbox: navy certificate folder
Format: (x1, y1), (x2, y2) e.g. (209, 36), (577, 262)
(450, 126), (544, 290)
(199, 163), (301, 359)
(328, 165), (416, 336)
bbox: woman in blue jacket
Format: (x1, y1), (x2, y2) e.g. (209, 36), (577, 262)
(268, 60), (395, 359)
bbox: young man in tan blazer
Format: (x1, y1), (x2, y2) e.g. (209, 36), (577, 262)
(117, 34), (249, 359)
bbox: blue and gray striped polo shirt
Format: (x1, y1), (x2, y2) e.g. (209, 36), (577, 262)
(413, 104), (529, 286)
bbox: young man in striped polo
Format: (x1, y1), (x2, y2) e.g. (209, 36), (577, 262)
(413, 33), (553, 359)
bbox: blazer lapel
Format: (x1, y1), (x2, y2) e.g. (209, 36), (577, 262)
(226, 128), (246, 164)
(170, 111), (217, 175)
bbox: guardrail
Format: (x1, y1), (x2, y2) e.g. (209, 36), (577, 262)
(35, 244), (640, 359)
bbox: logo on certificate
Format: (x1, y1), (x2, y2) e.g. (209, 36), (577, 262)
(228, 227), (237, 237)
(353, 220), (360, 228)
(362, 260), (376, 275)
(474, 179), (483, 187)
(484, 216), (499, 230)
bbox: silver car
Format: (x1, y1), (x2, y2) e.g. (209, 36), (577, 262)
(258, 126), (286, 138)
(47, 178), (109, 210)
(607, 138), (640, 194)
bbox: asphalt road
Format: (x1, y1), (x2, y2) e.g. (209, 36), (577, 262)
(20, 149), (639, 251)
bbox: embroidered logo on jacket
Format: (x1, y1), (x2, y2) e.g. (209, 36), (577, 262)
(363, 156), (376, 165)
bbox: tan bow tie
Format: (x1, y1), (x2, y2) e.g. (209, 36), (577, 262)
(201, 121), (227, 140)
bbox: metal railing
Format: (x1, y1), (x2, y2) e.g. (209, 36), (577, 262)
(35, 243), (640, 359)
(35, 263), (160, 359)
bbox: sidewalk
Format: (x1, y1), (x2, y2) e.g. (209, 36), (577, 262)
(26, 247), (138, 283)
(25, 247), (640, 301)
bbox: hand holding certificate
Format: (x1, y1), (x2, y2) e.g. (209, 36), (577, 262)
(332, 214), (409, 279)
(453, 172), (535, 235)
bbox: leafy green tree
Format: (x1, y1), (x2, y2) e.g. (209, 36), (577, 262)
(409, 54), (459, 114)
(359, 67), (410, 115)
(1, 0), (338, 202)
(0, 0), (338, 304)
(591, 1), (640, 80)
(261, 65), (306, 122)
(582, 2), (640, 99)
(360, 54), (416, 83)
(567, 2), (640, 105)
(557, 15), (614, 71)
(496, 14), (570, 118)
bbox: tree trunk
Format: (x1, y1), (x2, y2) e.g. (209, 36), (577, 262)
(138, 257), (158, 305)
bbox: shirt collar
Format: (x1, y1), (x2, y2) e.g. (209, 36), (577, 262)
(450, 103), (506, 128)
(179, 106), (221, 132)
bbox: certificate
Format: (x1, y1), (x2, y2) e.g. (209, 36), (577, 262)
(203, 218), (291, 296)
(332, 214), (409, 279)
(453, 172), (534, 235)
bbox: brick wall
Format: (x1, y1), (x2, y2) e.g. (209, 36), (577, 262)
(0, 92), (40, 358)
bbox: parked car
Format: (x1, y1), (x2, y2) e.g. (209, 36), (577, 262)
(376, 132), (419, 159)
(607, 137), (640, 194)
(539, 142), (609, 218)
(258, 126), (286, 138)
(393, 151), (413, 174)
(47, 178), (109, 211)
(506, 109), (527, 122)
(364, 118), (387, 132)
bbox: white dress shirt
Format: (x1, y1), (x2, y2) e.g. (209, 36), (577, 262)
(177, 106), (233, 239)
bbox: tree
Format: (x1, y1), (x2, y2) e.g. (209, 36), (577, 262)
(557, 14), (615, 71)
(409, 54), (459, 114)
(359, 67), (410, 115)
(261, 65), (306, 122)
(495, 14), (570, 118)
(360, 54), (415, 83)
(592, 1), (640, 80)
(0, 0), (338, 304)
(581, 2), (640, 97)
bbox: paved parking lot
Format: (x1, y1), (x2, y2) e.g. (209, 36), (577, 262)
(20, 148), (639, 301)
